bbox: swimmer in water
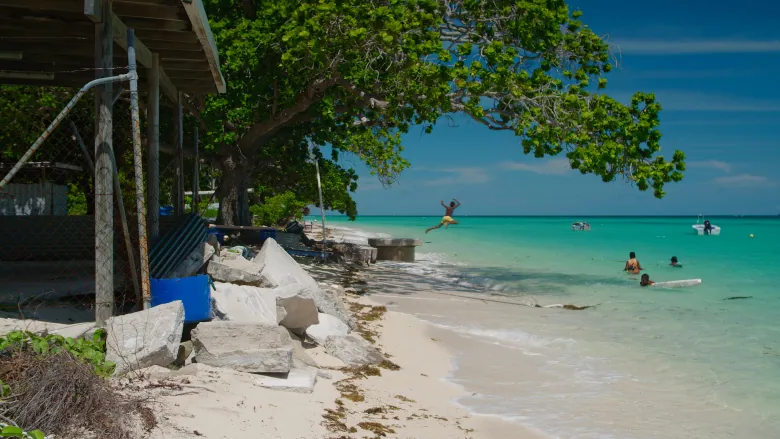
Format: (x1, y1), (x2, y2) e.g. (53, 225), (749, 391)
(426, 198), (461, 234)
(624, 251), (642, 274)
(670, 256), (682, 267)
(640, 273), (654, 287)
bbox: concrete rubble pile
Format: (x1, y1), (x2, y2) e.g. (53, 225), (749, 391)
(66, 237), (383, 394)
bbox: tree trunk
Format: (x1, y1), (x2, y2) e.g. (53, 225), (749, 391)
(216, 149), (251, 226)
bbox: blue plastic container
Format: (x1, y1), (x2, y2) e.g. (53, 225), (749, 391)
(159, 206), (174, 216)
(259, 229), (277, 242)
(150, 275), (212, 323)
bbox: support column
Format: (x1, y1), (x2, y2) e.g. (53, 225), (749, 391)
(174, 91), (185, 215)
(94, 0), (114, 326)
(193, 126), (199, 215)
(146, 54), (160, 242)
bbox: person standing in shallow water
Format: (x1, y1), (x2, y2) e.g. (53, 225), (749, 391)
(624, 251), (642, 274)
(426, 198), (461, 234)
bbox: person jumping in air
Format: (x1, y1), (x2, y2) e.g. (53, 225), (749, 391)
(426, 198), (461, 234)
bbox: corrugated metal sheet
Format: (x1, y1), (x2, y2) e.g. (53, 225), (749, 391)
(149, 213), (207, 279)
(0, 183), (68, 216)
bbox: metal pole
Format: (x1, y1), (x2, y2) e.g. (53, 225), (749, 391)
(193, 126), (199, 214)
(146, 54), (160, 243)
(0, 73), (131, 189)
(175, 92), (184, 215)
(69, 120), (95, 174)
(128, 29), (152, 310)
(312, 146), (327, 257)
(94, 0), (115, 326)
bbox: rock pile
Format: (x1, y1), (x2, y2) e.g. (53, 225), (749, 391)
(78, 237), (384, 393)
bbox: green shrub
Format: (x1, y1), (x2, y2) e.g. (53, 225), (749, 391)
(0, 330), (115, 378)
(250, 191), (307, 227)
(0, 423), (45, 439)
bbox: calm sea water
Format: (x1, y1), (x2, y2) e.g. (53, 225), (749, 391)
(324, 215), (780, 438)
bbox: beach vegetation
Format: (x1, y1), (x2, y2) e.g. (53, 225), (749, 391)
(0, 330), (154, 438)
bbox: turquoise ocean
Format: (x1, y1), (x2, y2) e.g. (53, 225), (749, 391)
(325, 215), (780, 438)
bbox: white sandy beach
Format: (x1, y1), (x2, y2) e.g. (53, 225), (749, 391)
(132, 293), (541, 439)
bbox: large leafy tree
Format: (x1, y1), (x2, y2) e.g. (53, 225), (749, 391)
(197, 0), (685, 225)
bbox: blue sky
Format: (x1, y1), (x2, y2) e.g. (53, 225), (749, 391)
(326, 0), (780, 216)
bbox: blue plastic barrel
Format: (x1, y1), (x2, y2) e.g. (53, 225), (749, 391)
(150, 275), (212, 323)
(259, 229), (277, 242)
(159, 206), (174, 216)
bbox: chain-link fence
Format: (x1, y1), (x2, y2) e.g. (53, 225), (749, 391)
(0, 86), (143, 322)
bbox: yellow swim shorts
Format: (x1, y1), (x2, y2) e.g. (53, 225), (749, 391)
(442, 216), (455, 223)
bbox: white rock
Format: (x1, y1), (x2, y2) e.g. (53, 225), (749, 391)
(169, 243), (216, 278)
(207, 257), (271, 287)
(276, 288), (319, 330)
(210, 282), (278, 324)
(49, 322), (96, 340)
(254, 238), (355, 329)
(306, 313), (349, 346)
(255, 367), (318, 393)
(324, 335), (384, 366)
(106, 301), (185, 376)
(191, 321), (293, 373)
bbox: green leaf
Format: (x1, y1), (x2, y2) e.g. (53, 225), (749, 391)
(0, 425), (24, 437)
(28, 431), (45, 439)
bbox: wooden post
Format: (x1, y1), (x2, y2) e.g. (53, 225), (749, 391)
(94, 0), (114, 326)
(193, 126), (199, 214)
(175, 91), (185, 215)
(146, 54), (160, 242)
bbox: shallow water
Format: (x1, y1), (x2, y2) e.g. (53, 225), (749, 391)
(325, 216), (780, 438)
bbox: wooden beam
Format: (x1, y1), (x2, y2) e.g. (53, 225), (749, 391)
(173, 90), (185, 216)
(94, 0), (115, 326)
(84, 0), (101, 21)
(179, 0), (225, 93)
(114, 1), (185, 21)
(0, 0), (81, 14)
(147, 52), (160, 242)
(123, 17), (188, 31)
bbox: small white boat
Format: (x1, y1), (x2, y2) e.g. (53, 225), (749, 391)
(692, 215), (720, 236)
(572, 221), (591, 231)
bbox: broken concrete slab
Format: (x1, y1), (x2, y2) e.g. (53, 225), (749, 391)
(306, 312), (349, 346)
(324, 334), (384, 366)
(276, 292), (318, 330)
(207, 257), (271, 287)
(169, 243), (216, 278)
(106, 301), (185, 376)
(286, 329), (318, 368)
(254, 238), (355, 329)
(191, 321), (293, 373)
(210, 282), (278, 324)
(255, 367), (318, 393)
(49, 321), (96, 340)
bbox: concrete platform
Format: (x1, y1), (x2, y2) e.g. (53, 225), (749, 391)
(367, 238), (422, 262)
(255, 367), (318, 393)
(330, 242), (377, 264)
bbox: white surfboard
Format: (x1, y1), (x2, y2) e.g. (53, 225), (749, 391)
(652, 279), (702, 288)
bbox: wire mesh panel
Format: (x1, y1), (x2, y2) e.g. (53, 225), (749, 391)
(0, 86), (141, 321)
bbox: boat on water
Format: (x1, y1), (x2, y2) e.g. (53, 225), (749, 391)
(692, 215), (720, 236)
(572, 221), (591, 231)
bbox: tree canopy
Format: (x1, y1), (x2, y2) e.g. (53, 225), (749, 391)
(195, 0), (685, 225)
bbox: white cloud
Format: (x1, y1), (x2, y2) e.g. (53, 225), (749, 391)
(713, 174), (775, 187)
(500, 158), (571, 175)
(615, 39), (780, 55)
(688, 160), (732, 173)
(422, 167), (490, 186)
